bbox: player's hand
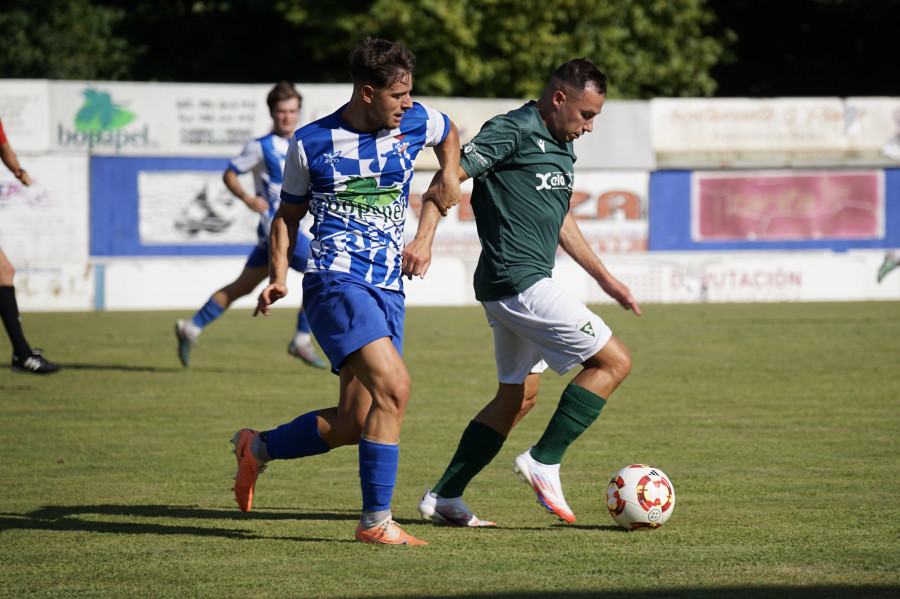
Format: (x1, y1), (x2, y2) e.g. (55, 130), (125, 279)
(15, 169), (31, 187)
(254, 283), (288, 316)
(422, 171), (461, 217)
(401, 238), (432, 279)
(598, 277), (642, 316)
(246, 195), (268, 213)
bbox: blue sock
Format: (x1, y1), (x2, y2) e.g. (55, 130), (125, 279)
(265, 411), (331, 460)
(296, 310), (311, 334)
(191, 297), (225, 329)
(359, 438), (398, 512)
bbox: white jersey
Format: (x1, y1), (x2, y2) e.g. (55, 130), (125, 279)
(228, 131), (290, 242)
(281, 102), (449, 291)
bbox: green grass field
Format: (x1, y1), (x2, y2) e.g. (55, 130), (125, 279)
(1, 302), (898, 598)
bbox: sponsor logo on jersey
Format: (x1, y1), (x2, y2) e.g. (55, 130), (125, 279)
(324, 151), (341, 165)
(463, 142), (490, 168)
(325, 176), (406, 222)
(535, 170), (574, 191)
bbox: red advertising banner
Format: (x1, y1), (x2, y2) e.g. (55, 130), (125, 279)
(692, 171), (884, 241)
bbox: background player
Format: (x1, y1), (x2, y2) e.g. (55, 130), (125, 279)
(175, 81), (325, 368)
(0, 116), (61, 374)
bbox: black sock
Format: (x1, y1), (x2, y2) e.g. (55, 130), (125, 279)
(0, 286), (32, 358)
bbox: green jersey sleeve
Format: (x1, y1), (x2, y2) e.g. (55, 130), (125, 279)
(461, 112), (526, 180)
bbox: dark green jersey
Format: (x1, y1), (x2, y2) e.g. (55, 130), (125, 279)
(460, 101), (576, 301)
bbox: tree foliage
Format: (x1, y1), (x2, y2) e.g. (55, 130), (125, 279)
(0, 0), (729, 98)
(5, 0), (898, 99)
(276, 0), (729, 98)
(0, 0), (135, 80)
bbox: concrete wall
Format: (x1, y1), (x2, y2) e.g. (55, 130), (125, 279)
(1, 80), (898, 310)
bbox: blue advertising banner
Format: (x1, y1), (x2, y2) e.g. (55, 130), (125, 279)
(90, 156), (258, 256)
(649, 169), (900, 251)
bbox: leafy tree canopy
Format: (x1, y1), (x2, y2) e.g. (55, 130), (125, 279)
(3, 0), (898, 98)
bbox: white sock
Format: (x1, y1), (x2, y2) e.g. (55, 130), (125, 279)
(361, 510), (391, 530)
(184, 320), (202, 342)
(292, 331), (312, 347)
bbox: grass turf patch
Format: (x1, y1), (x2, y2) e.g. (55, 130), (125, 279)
(0, 302), (897, 598)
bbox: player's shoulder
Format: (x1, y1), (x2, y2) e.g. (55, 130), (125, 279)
(499, 102), (542, 131)
(476, 102), (539, 142)
(293, 107), (345, 144)
(408, 101), (434, 116)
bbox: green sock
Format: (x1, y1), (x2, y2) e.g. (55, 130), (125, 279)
(530, 383), (606, 465)
(432, 420), (506, 498)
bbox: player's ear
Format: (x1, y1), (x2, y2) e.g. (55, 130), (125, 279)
(553, 89), (567, 109)
(360, 85), (376, 104)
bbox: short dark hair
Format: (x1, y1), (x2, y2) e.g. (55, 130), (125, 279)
(348, 35), (416, 90)
(267, 81), (302, 112)
(551, 59), (608, 96)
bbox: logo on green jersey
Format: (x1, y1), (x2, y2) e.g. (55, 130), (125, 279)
(535, 170), (574, 191)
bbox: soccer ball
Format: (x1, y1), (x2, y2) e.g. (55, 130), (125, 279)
(606, 464), (675, 530)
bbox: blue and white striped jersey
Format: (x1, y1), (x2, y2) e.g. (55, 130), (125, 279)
(281, 102), (449, 291)
(227, 132), (290, 242)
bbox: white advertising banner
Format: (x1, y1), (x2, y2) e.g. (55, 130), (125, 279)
(0, 155), (92, 310)
(0, 80), (51, 152)
(845, 97), (900, 164)
(138, 171), (259, 245)
(653, 97), (852, 167)
(416, 98), (654, 171)
(405, 169), (649, 260)
(47, 81), (352, 157)
(0, 155), (89, 261)
(573, 100), (654, 170)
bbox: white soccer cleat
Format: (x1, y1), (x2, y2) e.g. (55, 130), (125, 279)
(513, 449), (576, 523)
(418, 488), (497, 527)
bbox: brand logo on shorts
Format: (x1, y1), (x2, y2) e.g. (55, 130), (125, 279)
(578, 320), (596, 337)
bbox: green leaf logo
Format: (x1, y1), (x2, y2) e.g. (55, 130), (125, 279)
(74, 89), (135, 132)
(336, 176), (400, 207)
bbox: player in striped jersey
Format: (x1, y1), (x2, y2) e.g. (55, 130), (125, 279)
(233, 37), (461, 546)
(174, 81), (325, 369)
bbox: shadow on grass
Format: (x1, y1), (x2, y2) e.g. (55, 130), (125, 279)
(0, 504), (363, 543)
(358, 589), (899, 599)
(58, 363), (176, 373)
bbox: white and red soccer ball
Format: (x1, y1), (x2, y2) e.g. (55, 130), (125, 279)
(606, 464), (675, 530)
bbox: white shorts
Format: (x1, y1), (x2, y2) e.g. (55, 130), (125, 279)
(482, 278), (613, 384)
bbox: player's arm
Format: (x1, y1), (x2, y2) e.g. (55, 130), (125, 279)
(401, 119), (464, 279)
(222, 168), (267, 213)
(559, 212), (642, 316)
(0, 141), (31, 186)
(401, 162), (471, 280)
(255, 200), (307, 316)
(421, 119), (462, 216)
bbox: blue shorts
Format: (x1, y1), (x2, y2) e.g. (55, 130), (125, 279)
(302, 271), (405, 373)
(246, 234), (311, 272)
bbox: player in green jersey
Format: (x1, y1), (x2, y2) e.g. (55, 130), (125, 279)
(417, 58), (642, 526)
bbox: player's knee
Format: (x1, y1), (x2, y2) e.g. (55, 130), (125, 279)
(373, 372), (411, 414)
(611, 348), (632, 384)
